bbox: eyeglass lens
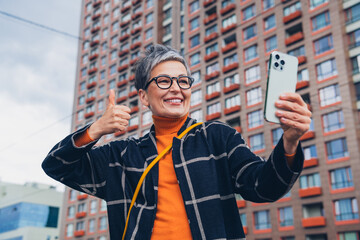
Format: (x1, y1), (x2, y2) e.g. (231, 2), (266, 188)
(156, 76), (191, 89)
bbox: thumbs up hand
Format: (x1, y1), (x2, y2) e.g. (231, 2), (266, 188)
(88, 89), (131, 140)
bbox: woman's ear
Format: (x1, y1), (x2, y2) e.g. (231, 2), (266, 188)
(138, 89), (149, 107)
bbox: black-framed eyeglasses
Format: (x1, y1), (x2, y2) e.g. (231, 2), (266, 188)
(144, 75), (194, 90)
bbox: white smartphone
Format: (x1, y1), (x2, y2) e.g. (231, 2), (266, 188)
(264, 51), (299, 123)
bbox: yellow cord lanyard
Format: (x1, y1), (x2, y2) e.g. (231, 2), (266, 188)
(122, 122), (203, 240)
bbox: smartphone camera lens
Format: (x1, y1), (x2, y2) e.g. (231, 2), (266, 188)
(274, 62), (279, 67)
(280, 60), (285, 65)
(275, 54), (280, 60)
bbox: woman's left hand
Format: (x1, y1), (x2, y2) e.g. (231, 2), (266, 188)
(275, 92), (312, 154)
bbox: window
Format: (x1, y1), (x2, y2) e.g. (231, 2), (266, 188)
(67, 206), (75, 219)
(164, 8), (172, 21)
(262, 0), (274, 11)
(246, 87), (262, 106)
(89, 219), (96, 233)
(112, 21), (119, 32)
(350, 54), (360, 74)
(249, 133), (265, 151)
(190, 17), (199, 31)
(279, 206), (294, 227)
(76, 221), (85, 231)
(189, 0), (200, 14)
(191, 89), (202, 106)
(90, 200), (97, 214)
(225, 94), (241, 109)
(66, 224), (74, 237)
(245, 65), (260, 84)
(77, 110), (84, 121)
(326, 138), (349, 160)
(99, 85), (105, 96)
(248, 110), (263, 129)
(272, 128), (283, 145)
(314, 35), (333, 55)
(206, 81), (220, 95)
(103, 15), (109, 24)
(265, 35), (277, 52)
(110, 50), (117, 61)
(283, 1), (301, 17)
(319, 84), (341, 107)
(316, 58), (337, 81)
(224, 53), (238, 66)
(348, 28), (360, 49)
(288, 45), (305, 57)
(121, 12), (131, 22)
(244, 45), (258, 62)
(254, 210), (271, 230)
(205, 24), (218, 37)
(298, 68), (309, 82)
(206, 43), (218, 55)
(243, 24), (257, 41)
(142, 111), (152, 126)
(85, 15), (91, 25)
(264, 14), (276, 32)
(99, 216), (108, 230)
(310, 0), (328, 10)
(192, 70), (201, 85)
(190, 109), (203, 122)
(206, 62), (219, 74)
(78, 96), (85, 106)
(100, 200), (107, 212)
(145, 28), (153, 40)
(145, 12), (153, 25)
(104, 2), (110, 12)
(146, 0), (154, 9)
(222, 14), (236, 28)
(334, 198), (359, 221)
(190, 34), (200, 49)
(109, 64), (116, 76)
(322, 110), (344, 133)
(207, 102), (221, 115)
(81, 67), (87, 77)
(303, 145), (317, 160)
(330, 167), (353, 190)
(240, 213), (247, 227)
(300, 173), (321, 189)
(190, 52), (200, 66)
(118, 88), (128, 98)
(338, 232), (360, 240)
(311, 11), (330, 32)
(224, 73), (239, 87)
(129, 116), (139, 127)
(356, 82), (360, 101)
(242, 5), (256, 22)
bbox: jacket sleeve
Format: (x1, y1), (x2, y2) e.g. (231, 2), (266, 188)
(41, 125), (115, 199)
(225, 127), (304, 203)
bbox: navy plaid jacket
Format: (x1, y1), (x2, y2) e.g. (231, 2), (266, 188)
(42, 117), (304, 240)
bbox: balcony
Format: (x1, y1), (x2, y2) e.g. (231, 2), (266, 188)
(84, 111), (95, 119)
(130, 42), (142, 50)
(76, 212), (87, 218)
(302, 216), (326, 228)
(117, 79), (128, 88)
(204, 32), (218, 43)
(90, 40), (100, 47)
(91, 13), (101, 21)
(221, 23), (236, 34)
(87, 67), (98, 75)
(234, 126), (242, 133)
(296, 80), (309, 90)
(92, 1), (102, 8)
(223, 83), (239, 94)
(117, 64), (129, 72)
(130, 57), (139, 65)
(224, 105), (241, 115)
(128, 124), (139, 132)
(77, 194), (88, 200)
(128, 90), (138, 98)
(129, 74), (135, 81)
(285, 32), (304, 46)
(204, 13), (217, 25)
(91, 26), (101, 34)
(86, 82), (97, 89)
(222, 62), (239, 73)
(120, 19), (131, 28)
(131, 27), (142, 35)
(114, 130), (126, 137)
(299, 186), (322, 198)
(121, 5), (131, 13)
(118, 49), (130, 57)
(204, 51), (219, 62)
(203, 0), (216, 7)
(300, 130), (315, 141)
(85, 96), (96, 104)
(74, 230), (85, 237)
(222, 41), (237, 53)
(205, 71), (220, 81)
(297, 55), (307, 65)
(131, 12), (142, 20)
(116, 96), (127, 104)
(119, 34), (130, 42)
(89, 53), (99, 61)
(303, 158), (318, 168)
(205, 91), (220, 101)
(220, 3), (236, 15)
(283, 10), (302, 24)
(132, 0), (141, 5)
(130, 106), (139, 114)
(243, 226), (248, 235)
(237, 199), (246, 208)
(206, 112), (221, 121)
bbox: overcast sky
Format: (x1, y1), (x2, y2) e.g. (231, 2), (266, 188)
(0, 0), (81, 190)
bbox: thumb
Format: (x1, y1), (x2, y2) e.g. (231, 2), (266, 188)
(108, 89), (115, 107)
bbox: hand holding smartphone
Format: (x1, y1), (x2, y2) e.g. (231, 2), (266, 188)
(264, 51), (299, 123)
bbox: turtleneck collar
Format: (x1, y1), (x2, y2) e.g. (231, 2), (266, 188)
(152, 114), (188, 136)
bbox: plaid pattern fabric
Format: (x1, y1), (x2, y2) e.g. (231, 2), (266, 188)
(42, 117), (304, 240)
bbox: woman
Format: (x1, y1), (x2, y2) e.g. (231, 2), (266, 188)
(42, 44), (311, 239)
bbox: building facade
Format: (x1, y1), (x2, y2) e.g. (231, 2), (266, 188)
(0, 181), (63, 240)
(63, 0), (360, 239)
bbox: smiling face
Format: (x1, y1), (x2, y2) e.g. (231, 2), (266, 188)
(138, 60), (191, 118)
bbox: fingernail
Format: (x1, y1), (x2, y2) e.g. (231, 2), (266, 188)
(280, 93), (287, 98)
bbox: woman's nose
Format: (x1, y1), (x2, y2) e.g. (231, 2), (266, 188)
(169, 78), (181, 92)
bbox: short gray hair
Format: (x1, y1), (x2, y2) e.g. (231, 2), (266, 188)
(134, 44), (191, 91)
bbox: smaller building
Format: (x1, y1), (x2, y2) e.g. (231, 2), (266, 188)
(0, 181), (63, 240)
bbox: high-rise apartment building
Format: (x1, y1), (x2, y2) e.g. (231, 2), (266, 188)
(62, 0), (360, 239)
